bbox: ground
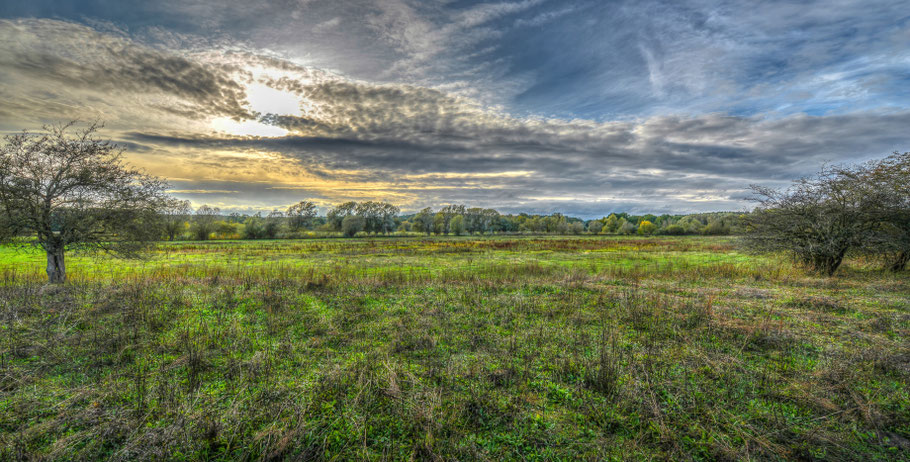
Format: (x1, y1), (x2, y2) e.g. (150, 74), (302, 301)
(0, 236), (908, 460)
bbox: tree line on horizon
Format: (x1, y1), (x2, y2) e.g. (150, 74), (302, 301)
(160, 200), (745, 241)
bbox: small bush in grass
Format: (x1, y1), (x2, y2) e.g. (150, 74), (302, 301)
(341, 215), (365, 237)
(662, 224), (686, 235)
(586, 311), (624, 399)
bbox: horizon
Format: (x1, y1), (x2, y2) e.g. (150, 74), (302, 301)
(1, 1), (908, 218)
(184, 205), (745, 221)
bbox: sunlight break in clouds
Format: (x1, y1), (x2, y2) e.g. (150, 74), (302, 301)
(211, 82), (302, 137)
(246, 83), (303, 117)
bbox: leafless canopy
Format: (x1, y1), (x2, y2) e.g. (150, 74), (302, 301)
(743, 153), (910, 275)
(847, 152), (910, 271)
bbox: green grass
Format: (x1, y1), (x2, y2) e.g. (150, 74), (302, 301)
(1, 236), (908, 460)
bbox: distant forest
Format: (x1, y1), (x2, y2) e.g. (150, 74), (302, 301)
(162, 201), (744, 241)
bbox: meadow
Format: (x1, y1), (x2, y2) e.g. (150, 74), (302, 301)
(0, 235), (908, 460)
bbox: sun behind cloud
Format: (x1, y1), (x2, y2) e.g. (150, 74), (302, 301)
(246, 83), (303, 117)
(209, 82), (303, 137)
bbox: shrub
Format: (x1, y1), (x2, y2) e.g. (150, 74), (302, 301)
(637, 220), (657, 235)
(702, 221), (729, 235)
(619, 221), (637, 235)
(587, 220), (603, 234)
(662, 224), (686, 235)
(342, 215), (365, 237)
(743, 166), (892, 275)
(243, 217), (265, 239)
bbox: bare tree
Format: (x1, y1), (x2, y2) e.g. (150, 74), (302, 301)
(841, 152), (910, 271)
(743, 165), (890, 275)
(873, 152), (910, 270)
(0, 122), (169, 283)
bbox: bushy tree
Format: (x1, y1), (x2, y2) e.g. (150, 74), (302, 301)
(663, 224), (686, 235)
(677, 216), (704, 234)
(587, 220), (603, 234)
(327, 201), (357, 230)
(464, 208), (483, 234)
(603, 214), (620, 234)
(375, 202), (400, 234)
(0, 122), (169, 282)
(481, 209), (501, 234)
(287, 200), (317, 231)
(191, 205), (220, 240)
(413, 207), (435, 235)
(637, 220), (657, 235)
(619, 220), (637, 235)
(450, 215), (465, 235)
(264, 210), (284, 238)
(439, 205), (466, 235)
(162, 199), (191, 241)
(243, 214), (266, 239)
(215, 220), (239, 239)
(702, 220), (730, 235)
(434, 213), (445, 235)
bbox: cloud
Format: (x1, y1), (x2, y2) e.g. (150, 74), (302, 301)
(0, 19), (253, 123)
(0, 12), (908, 217)
(514, 5), (576, 28)
(313, 17), (342, 33)
(125, 99), (910, 215)
(167, 189), (241, 194)
(456, 0), (545, 28)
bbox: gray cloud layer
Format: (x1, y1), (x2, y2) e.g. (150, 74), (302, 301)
(1, 17), (908, 216)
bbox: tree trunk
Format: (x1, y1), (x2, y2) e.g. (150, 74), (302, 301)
(890, 251), (909, 272)
(46, 247), (66, 283)
(825, 254), (844, 276)
(812, 251), (845, 276)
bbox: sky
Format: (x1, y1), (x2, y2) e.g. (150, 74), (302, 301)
(1, 0), (909, 217)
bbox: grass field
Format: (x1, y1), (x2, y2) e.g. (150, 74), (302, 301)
(1, 236), (908, 460)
